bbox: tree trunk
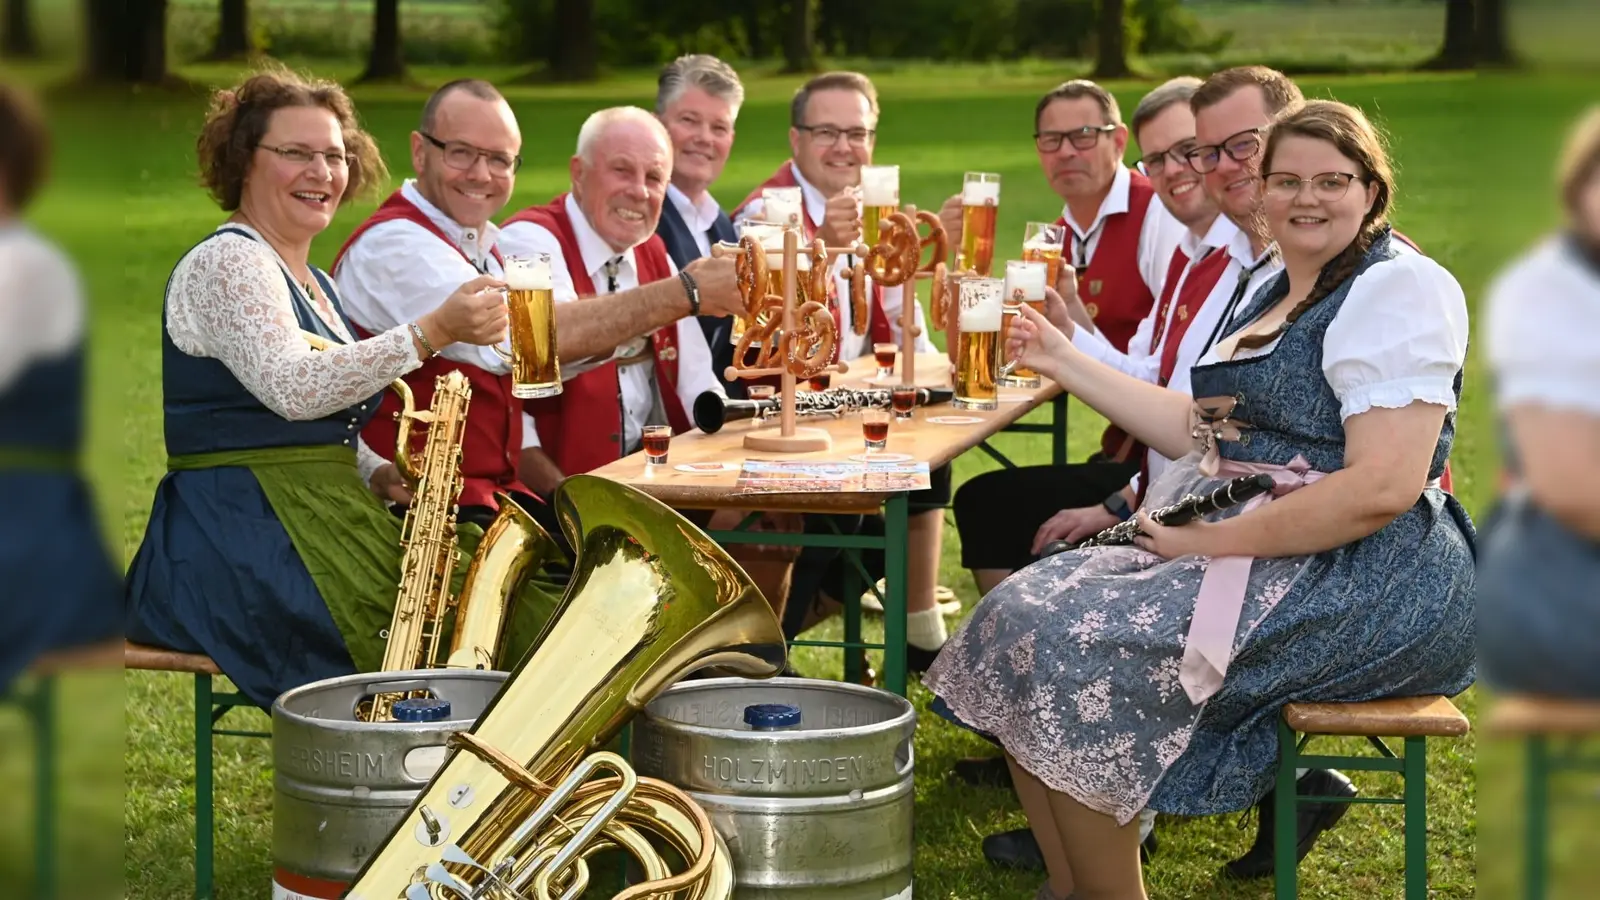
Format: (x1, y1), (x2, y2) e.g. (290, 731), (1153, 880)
(741, 4), (765, 59)
(122, 0), (170, 85)
(1477, 0), (1514, 67)
(2, 0), (38, 58)
(82, 0), (123, 82)
(359, 0), (405, 82)
(547, 0), (596, 82)
(780, 0), (817, 74)
(1419, 0), (1474, 69)
(1091, 0), (1130, 79)
(207, 0), (251, 60)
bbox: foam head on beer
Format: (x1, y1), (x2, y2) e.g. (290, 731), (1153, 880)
(958, 277), (1005, 332)
(860, 164), (900, 207)
(1004, 260), (1048, 302)
(962, 172), (1001, 206)
(504, 254), (553, 291)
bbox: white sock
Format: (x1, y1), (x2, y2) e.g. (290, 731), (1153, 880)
(1296, 767), (1309, 779)
(907, 607), (948, 651)
(1138, 807), (1156, 842)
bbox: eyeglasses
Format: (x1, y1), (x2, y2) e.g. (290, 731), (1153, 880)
(1139, 140), (1195, 176)
(419, 132), (521, 175)
(259, 144), (349, 168)
(1263, 171), (1365, 201)
(1185, 128), (1264, 174)
(1034, 124), (1117, 153)
(796, 124), (875, 147)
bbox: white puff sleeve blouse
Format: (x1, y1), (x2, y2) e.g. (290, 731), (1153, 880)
(1484, 235), (1600, 416)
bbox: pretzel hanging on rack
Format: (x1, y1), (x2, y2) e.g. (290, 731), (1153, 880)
(845, 211), (951, 335)
(724, 237), (842, 381)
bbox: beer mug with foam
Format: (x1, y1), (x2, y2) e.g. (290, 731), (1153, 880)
(496, 253), (561, 398)
(954, 276), (1004, 411)
(860, 164), (900, 247)
(1022, 221), (1067, 288)
(1000, 259), (1047, 388)
(959, 172), (1001, 276)
(762, 186), (804, 231)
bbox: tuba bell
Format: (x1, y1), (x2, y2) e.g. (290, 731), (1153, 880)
(342, 473), (788, 900)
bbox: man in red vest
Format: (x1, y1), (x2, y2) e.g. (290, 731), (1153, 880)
(498, 106), (735, 484)
(333, 78), (562, 537)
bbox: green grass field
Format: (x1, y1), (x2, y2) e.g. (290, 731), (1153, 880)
(2, 54), (1598, 899)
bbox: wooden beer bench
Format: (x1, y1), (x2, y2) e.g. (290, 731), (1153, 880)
(2, 639), (123, 900)
(1272, 694), (1471, 899)
(1486, 693), (1600, 899)
(125, 640), (269, 900)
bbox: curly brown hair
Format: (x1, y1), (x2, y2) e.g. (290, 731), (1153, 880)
(1236, 99), (1396, 352)
(0, 81), (50, 213)
(195, 62), (387, 212)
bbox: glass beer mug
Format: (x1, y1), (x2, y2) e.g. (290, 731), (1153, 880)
(959, 172), (1001, 276)
(1000, 259), (1047, 388)
(496, 253), (562, 399)
(953, 276), (1004, 411)
(860, 164), (899, 247)
(1022, 221), (1067, 288)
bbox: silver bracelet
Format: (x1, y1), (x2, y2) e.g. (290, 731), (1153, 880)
(409, 322), (438, 358)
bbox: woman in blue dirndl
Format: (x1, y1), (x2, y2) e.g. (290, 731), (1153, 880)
(123, 69), (516, 710)
(925, 100), (1476, 899)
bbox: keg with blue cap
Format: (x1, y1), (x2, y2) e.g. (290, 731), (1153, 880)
(269, 669), (506, 899)
(631, 677), (916, 899)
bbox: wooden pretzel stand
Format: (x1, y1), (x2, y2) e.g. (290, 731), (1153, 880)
(841, 204), (958, 387)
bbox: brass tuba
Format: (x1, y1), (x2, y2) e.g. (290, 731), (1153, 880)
(342, 473), (788, 900)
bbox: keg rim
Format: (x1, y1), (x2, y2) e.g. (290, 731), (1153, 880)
(639, 675), (916, 740)
(270, 667), (510, 726)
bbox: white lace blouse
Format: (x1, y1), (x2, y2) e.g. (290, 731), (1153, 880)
(1196, 250), (1469, 422)
(164, 224), (424, 483)
(1485, 234), (1600, 416)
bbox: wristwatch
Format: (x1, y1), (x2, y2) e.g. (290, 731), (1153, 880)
(1101, 491), (1133, 521)
(679, 270), (701, 316)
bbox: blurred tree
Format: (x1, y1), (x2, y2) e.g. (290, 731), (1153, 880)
(1476, 0), (1514, 66)
(1421, 0), (1475, 69)
(2, 0), (38, 58)
(120, 0), (171, 84)
(360, 0), (406, 82)
(782, 0), (818, 73)
(550, 0), (597, 80)
(1092, 0), (1129, 78)
(206, 0), (252, 61)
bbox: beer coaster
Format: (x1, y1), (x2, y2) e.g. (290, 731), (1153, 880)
(674, 462), (738, 475)
(848, 453), (913, 463)
(927, 415), (984, 425)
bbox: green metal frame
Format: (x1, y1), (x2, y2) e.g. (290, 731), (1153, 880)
(1521, 735), (1600, 900)
(5, 674), (57, 900)
(1273, 718), (1432, 899)
(192, 673), (270, 900)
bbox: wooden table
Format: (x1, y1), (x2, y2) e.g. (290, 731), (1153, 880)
(590, 351), (1067, 695)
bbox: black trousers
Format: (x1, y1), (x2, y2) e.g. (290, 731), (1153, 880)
(952, 459), (1139, 573)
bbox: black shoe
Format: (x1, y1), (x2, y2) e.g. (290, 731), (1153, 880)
(905, 642), (942, 674)
(952, 755), (1013, 788)
(1224, 769), (1357, 879)
(982, 825), (1159, 871)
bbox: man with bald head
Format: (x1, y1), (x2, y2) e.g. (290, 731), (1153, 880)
(498, 106), (733, 482)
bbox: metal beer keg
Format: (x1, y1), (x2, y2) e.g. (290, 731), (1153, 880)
(270, 669), (507, 899)
(632, 677), (916, 900)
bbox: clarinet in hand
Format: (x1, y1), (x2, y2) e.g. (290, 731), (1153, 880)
(1039, 473), (1276, 557)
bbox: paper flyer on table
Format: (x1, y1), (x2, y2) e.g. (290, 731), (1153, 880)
(733, 460), (932, 494)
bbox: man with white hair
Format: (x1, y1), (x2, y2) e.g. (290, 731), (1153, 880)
(498, 106), (734, 483)
(652, 54), (745, 394)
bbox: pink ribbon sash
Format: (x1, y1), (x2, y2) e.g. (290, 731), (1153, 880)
(1177, 454), (1327, 705)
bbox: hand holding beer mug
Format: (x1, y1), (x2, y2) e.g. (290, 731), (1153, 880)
(959, 172), (1001, 276)
(1001, 260), (1047, 388)
(495, 253), (562, 399)
(954, 276), (1004, 411)
(1002, 300), (1075, 387)
(860, 164), (899, 247)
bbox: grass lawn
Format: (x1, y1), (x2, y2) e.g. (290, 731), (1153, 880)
(2, 58), (1597, 899)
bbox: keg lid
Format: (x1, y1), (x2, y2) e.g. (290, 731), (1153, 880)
(392, 697), (452, 722)
(743, 703), (802, 730)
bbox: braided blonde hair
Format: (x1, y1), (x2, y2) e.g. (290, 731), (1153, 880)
(1236, 100), (1396, 352)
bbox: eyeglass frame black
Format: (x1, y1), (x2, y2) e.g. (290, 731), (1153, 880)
(257, 143), (351, 167)
(1033, 124), (1118, 153)
(1184, 127), (1265, 174)
(418, 131), (522, 175)
(794, 124), (876, 146)
(1261, 170), (1367, 201)
(1139, 139), (1197, 176)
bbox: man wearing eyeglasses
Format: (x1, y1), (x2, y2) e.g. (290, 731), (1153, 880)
(332, 79), (561, 538)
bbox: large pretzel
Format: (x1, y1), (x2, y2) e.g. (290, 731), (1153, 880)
(913, 210), (949, 275)
(785, 300), (837, 379)
(864, 212), (920, 287)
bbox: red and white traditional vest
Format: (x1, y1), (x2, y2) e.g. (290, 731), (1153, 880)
(500, 194), (691, 476)
(734, 160), (895, 349)
(330, 190), (532, 511)
(1057, 169), (1160, 462)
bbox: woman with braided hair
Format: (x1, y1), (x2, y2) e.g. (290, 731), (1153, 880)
(924, 98), (1474, 900)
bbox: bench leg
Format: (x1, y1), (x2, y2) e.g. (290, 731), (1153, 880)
(1526, 736), (1549, 900)
(195, 673), (215, 900)
(33, 675), (57, 900)
(1403, 736), (1428, 900)
(1274, 718), (1300, 899)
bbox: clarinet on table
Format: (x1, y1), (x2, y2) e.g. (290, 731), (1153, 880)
(1039, 473), (1276, 557)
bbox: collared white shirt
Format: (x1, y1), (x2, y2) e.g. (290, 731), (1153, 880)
(1059, 164), (1190, 302)
(1486, 233), (1600, 417)
(734, 161), (935, 365)
(333, 179), (541, 448)
(498, 193), (725, 454)
(666, 182), (722, 260)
